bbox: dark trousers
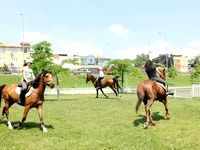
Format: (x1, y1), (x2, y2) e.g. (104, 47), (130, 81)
(20, 80), (28, 104)
(96, 77), (104, 87)
(151, 77), (167, 88)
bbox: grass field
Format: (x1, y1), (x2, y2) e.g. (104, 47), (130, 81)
(0, 94), (200, 150)
(0, 73), (193, 88)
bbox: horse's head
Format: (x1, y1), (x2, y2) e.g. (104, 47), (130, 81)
(156, 67), (166, 80)
(86, 73), (91, 83)
(42, 70), (55, 89)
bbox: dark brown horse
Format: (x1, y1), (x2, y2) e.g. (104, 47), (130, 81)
(0, 70), (55, 132)
(135, 67), (170, 128)
(86, 73), (121, 98)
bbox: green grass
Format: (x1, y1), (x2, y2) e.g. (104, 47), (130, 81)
(0, 94), (200, 149)
(0, 73), (193, 88)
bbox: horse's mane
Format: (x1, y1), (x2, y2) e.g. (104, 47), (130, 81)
(32, 70), (51, 88)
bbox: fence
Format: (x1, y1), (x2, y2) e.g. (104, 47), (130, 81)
(44, 84), (200, 99)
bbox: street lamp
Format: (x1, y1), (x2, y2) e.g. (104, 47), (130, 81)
(20, 13), (25, 64)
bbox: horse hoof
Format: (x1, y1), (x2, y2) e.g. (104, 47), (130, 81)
(42, 127), (48, 133)
(144, 122), (149, 128)
(8, 124), (13, 129)
(166, 117), (170, 120)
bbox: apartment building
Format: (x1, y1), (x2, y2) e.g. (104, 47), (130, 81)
(0, 42), (32, 72)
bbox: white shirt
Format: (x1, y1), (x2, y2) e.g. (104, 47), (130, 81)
(22, 66), (35, 82)
(99, 70), (104, 78)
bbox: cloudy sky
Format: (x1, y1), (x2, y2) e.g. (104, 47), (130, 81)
(1, 0), (200, 59)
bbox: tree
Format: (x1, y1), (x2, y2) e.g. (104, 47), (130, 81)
(107, 59), (134, 92)
(167, 66), (178, 78)
(62, 58), (80, 65)
(32, 41), (54, 75)
(191, 56), (200, 83)
(32, 41), (65, 100)
(133, 54), (149, 68)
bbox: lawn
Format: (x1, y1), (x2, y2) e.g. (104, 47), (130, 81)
(0, 73), (193, 88)
(0, 94), (200, 150)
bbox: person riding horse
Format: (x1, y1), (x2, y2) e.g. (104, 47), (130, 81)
(96, 66), (104, 89)
(19, 60), (35, 104)
(144, 60), (173, 95)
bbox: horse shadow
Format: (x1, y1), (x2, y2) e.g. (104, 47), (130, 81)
(133, 111), (165, 127)
(0, 120), (54, 130)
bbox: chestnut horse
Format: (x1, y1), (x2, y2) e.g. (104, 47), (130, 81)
(86, 73), (121, 98)
(135, 67), (170, 128)
(0, 70), (54, 132)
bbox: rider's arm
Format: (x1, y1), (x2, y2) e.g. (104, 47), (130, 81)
(32, 71), (36, 80)
(22, 70), (28, 83)
(156, 67), (164, 79)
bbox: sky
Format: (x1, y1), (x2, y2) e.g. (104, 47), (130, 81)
(1, 0), (200, 59)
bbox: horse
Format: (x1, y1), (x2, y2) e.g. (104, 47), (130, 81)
(86, 73), (121, 98)
(135, 67), (170, 128)
(0, 70), (55, 132)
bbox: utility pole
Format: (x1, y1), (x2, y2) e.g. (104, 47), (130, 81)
(20, 13), (25, 64)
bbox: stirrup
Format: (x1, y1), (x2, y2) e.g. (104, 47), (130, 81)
(166, 91), (174, 96)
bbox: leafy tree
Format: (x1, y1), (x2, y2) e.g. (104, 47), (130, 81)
(32, 41), (65, 100)
(133, 54), (149, 68)
(32, 41), (54, 75)
(191, 56), (200, 83)
(107, 59), (134, 91)
(62, 58), (80, 65)
(167, 66), (178, 78)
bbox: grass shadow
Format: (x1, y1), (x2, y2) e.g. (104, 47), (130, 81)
(0, 120), (54, 130)
(133, 111), (165, 127)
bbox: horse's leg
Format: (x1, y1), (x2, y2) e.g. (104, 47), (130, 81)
(96, 89), (99, 98)
(111, 87), (118, 98)
(162, 99), (170, 120)
(144, 99), (154, 128)
(100, 88), (108, 98)
(37, 104), (47, 132)
(14, 105), (31, 129)
(2, 101), (14, 129)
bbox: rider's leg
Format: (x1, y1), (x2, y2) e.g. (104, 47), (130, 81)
(19, 81), (27, 104)
(152, 77), (174, 95)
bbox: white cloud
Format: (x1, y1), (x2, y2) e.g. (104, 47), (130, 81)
(53, 39), (102, 56)
(22, 31), (52, 43)
(187, 40), (200, 48)
(107, 24), (130, 36)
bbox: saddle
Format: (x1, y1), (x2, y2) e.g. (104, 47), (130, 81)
(15, 84), (33, 97)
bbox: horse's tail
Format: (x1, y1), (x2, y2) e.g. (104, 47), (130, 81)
(113, 76), (121, 92)
(136, 84), (145, 113)
(0, 84), (6, 107)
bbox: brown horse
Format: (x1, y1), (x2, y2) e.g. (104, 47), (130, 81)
(135, 67), (170, 128)
(0, 70), (55, 132)
(86, 73), (121, 98)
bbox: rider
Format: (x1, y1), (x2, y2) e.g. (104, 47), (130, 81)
(144, 60), (174, 95)
(19, 59), (35, 104)
(96, 66), (104, 89)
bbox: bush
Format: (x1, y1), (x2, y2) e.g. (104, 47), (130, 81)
(191, 64), (200, 83)
(167, 67), (178, 78)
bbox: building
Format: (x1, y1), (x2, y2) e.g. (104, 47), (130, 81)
(172, 55), (189, 73)
(81, 55), (96, 65)
(96, 57), (111, 66)
(153, 54), (189, 73)
(0, 42), (32, 72)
